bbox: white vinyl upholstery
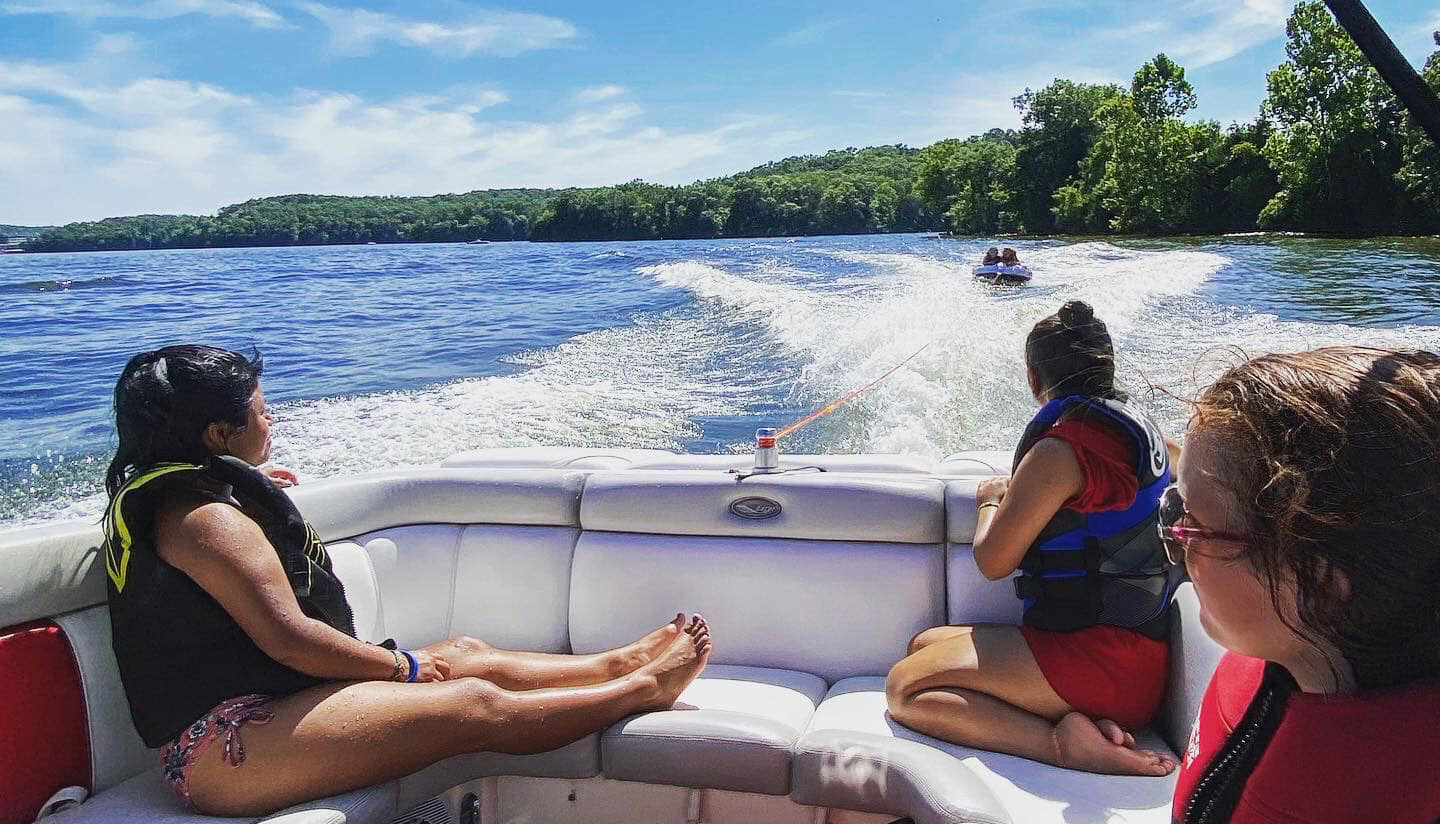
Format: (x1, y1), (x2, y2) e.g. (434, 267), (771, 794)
(938, 450), (1012, 477)
(449, 525), (578, 653)
(288, 468), (583, 542)
(946, 545), (1024, 625)
(325, 541), (385, 643)
(794, 679), (1178, 824)
(941, 481), (1024, 624)
(393, 736), (600, 812)
(49, 766), (399, 824)
(1159, 583), (1225, 754)
(945, 478), (985, 544)
(348, 526), (462, 649)
(0, 520), (105, 627)
(3, 463), (1224, 824)
(569, 532), (944, 683)
(601, 665), (828, 795)
(579, 471), (946, 544)
(51, 607), (153, 793)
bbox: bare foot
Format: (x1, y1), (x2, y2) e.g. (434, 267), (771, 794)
(605, 614), (685, 677)
(684, 613), (709, 639)
(636, 616), (711, 710)
(1053, 712), (1175, 776)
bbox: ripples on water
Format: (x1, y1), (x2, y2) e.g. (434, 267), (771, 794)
(4, 233), (1440, 527)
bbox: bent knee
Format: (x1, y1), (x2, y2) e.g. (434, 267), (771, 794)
(885, 663), (917, 710)
(450, 677), (509, 718)
(907, 626), (944, 655)
(450, 635), (494, 655)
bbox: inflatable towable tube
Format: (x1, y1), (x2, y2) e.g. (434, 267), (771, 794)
(973, 263), (1033, 283)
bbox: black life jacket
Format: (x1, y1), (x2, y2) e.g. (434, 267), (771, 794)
(104, 456), (355, 747)
(1010, 395), (1175, 640)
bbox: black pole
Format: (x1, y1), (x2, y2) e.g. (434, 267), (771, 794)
(1322, 0), (1440, 147)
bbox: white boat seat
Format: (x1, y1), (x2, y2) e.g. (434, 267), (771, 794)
(793, 678), (1179, 824)
(49, 766), (398, 824)
(600, 665), (827, 795)
(393, 735), (600, 812)
(938, 450), (1011, 476)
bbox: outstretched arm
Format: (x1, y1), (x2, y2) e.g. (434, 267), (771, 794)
(971, 438), (1085, 581)
(156, 501), (447, 682)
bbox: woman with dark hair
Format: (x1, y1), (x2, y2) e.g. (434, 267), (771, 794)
(104, 344), (711, 816)
(1170, 347), (1440, 823)
(887, 300), (1179, 776)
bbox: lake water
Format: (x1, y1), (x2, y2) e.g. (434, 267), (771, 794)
(5, 232), (1440, 527)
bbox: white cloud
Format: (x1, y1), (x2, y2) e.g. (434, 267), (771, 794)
(0, 57), (812, 225)
(771, 18), (847, 47)
(0, 0), (287, 28)
(1418, 11), (1440, 42)
(966, 0), (1287, 70)
(1167, 0), (1289, 67)
(299, 2), (578, 58)
(575, 85), (626, 103)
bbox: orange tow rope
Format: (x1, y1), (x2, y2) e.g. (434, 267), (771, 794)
(774, 342), (933, 440)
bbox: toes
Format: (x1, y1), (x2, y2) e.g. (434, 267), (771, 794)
(1096, 718), (1126, 747)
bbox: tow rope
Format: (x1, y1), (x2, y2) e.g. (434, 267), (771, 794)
(774, 341), (933, 440)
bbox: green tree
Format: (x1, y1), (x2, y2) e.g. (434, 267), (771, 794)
(1097, 55), (1224, 233)
(1396, 34), (1440, 231)
(916, 136), (1017, 233)
(818, 180), (870, 234)
(1259, 1), (1413, 232)
(1010, 80), (1124, 233)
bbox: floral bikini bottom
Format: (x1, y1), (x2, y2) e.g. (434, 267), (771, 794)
(160, 694), (274, 807)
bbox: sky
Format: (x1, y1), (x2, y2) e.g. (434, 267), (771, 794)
(1, 0), (1436, 226)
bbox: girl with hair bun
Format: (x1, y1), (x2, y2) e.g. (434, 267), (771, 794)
(887, 300), (1180, 776)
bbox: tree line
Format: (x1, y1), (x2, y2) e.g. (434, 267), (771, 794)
(23, 2), (1440, 253)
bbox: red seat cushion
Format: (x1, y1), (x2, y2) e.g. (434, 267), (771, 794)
(0, 621), (91, 824)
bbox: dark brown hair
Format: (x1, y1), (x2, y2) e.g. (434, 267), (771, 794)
(1025, 300), (1122, 401)
(1191, 346), (1440, 689)
(106, 345), (264, 496)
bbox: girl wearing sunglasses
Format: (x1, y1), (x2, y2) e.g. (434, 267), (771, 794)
(1169, 347), (1440, 824)
(888, 301), (1180, 776)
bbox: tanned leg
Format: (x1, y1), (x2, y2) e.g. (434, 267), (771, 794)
(186, 619), (711, 816)
(884, 625), (1173, 776)
(424, 613), (690, 690)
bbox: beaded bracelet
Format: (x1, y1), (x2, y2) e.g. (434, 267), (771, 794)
(389, 648), (405, 681)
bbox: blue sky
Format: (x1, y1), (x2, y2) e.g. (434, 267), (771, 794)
(2, 0), (1436, 225)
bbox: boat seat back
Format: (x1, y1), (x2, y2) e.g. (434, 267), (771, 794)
(944, 480), (1024, 624)
(1160, 583), (1225, 753)
(290, 469), (586, 651)
(569, 472), (947, 682)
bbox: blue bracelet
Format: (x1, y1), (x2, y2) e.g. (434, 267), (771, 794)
(401, 649), (419, 683)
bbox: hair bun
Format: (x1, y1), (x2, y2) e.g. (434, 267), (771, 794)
(1057, 300), (1094, 328)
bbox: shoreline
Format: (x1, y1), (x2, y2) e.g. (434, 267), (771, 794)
(9, 230), (1440, 256)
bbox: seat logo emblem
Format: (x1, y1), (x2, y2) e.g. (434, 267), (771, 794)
(730, 496), (782, 520)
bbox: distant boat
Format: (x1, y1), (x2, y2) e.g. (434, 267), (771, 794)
(365, 241), (378, 245)
(467, 239), (490, 245)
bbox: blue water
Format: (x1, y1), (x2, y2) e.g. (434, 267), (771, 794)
(5, 233), (1440, 526)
